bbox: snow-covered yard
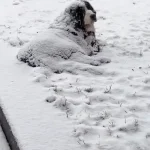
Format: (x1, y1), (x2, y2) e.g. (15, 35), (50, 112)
(1, 0), (150, 150)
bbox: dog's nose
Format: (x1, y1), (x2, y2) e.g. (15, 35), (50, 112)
(90, 14), (97, 22)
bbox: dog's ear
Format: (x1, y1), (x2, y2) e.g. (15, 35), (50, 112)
(69, 5), (85, 30)
(83, 1), (96, 14)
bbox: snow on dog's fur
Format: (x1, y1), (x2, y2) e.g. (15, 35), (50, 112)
(17, 0), (110, 73)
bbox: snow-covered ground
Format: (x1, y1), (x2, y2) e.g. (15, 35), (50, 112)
(1, 0), (150, 150)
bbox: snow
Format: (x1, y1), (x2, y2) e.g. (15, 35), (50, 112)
(0, 0), (150, 150)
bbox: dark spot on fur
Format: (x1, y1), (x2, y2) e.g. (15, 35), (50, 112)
(69, 5), (85, 30)
(91, 41), (95, 47)
(67, 29), (78, 36)
(53, 69), (63, 74)
(87, 31), (95, 36)
(71, 31), (78, 36)
(28, 61), (36, 67)
(83, 1), (96, 14)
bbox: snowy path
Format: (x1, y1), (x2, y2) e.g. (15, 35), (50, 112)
(0, 0), (150, 150)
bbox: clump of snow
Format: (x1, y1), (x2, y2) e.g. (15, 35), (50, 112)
(8, 36), (25, 47)
(12, 2), (20, 5)
(45, 96), (56, 103)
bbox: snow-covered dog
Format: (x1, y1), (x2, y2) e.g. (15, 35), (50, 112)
(17, 0), (110, 73)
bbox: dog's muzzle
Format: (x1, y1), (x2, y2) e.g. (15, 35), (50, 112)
(90, 14), (97, 22)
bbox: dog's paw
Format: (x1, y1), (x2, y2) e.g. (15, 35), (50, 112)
(99, 58), (111, 64)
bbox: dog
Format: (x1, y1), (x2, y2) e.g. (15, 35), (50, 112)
(17, 0), (110, 73)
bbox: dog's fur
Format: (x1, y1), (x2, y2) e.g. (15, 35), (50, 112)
(17, 0), (110, 72)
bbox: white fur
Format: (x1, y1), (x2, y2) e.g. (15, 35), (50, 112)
(84, 10), (95, 32)
(84, 9), (95, 25)
(85, 23), (95, 32)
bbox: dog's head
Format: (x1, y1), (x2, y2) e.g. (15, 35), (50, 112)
(66, 0), (97, 31)
(84, 1), (97, 24)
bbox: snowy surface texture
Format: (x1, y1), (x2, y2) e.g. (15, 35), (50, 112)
(1, 0), (150, 150)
